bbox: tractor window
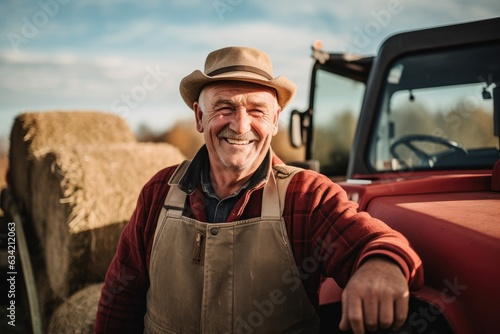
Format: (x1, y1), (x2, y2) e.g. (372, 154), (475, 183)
(370, 43), (500, 172)
(312, 69), (365, 176)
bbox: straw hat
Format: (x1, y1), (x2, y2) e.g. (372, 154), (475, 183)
(179, 46), (296, 110)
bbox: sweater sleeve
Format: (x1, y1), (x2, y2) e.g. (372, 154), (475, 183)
(286, 170), (423, 290)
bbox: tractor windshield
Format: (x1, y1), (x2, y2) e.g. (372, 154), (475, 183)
(369, 43), (500, 172)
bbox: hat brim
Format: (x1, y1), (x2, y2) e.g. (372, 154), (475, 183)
(180, 70), (296, 110)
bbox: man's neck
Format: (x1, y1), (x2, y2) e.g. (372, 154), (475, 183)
(209, 168), (254, 199)
(206, 151), (271, 200)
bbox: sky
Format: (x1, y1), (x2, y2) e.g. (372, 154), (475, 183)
(1, 0), (499, 154)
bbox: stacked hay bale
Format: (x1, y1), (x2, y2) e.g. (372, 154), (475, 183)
(8, 111), (136, 240)
(8, 111), (186, 331)
(48, 283), (103, 334)
(32, 142), (185, 298)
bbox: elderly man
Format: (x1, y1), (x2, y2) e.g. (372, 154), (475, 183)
(95, 46), (423, 333)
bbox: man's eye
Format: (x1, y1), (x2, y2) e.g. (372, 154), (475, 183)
(249, 109), (265, 115)
(216, 107), (233, 114)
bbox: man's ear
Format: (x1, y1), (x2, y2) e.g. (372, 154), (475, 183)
(193, 102), (204, 133)
(272, 107), (282, 136)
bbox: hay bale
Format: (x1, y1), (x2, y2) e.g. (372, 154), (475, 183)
(31, 142), (185, 298)
(8, 111), (136, 229)
(48, 283), (103, 334)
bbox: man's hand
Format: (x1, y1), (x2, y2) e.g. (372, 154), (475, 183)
(339, 257), (410, 333)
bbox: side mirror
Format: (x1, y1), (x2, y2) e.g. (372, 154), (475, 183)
(290, 109), (304, 148)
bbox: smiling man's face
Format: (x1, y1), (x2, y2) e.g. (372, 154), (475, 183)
(193, 81), (280, 178)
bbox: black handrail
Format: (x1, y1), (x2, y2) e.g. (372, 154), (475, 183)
(1, 188), (42, 334)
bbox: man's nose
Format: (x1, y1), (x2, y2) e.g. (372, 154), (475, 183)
(229, 110), (252, 134)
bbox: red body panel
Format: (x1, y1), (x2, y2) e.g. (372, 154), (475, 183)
(319, 171), (500, 333)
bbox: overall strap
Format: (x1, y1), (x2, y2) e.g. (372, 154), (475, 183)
(168, 160), (191, 186)
(164, 160), (191, 216)
(274, 164), (303, 216)
(152, 161), (192, 244)
(262, 164), (303, 218)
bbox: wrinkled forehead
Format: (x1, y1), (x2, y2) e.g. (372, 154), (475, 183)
(200, 80), (278, 102)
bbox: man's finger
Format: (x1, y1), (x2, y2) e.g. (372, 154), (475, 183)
(363, 297), (379, 332)
(339, 291), (365, 334)
(392, 290), (410, 330)
(339, 290), (350, 331)
(378, 296), (394, 329)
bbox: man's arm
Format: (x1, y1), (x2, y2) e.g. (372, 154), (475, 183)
(283, 170), (423, 332)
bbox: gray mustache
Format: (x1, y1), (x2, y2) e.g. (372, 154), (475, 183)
(217, 128), (260, 141)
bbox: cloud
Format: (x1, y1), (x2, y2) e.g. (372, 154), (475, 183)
(1, 0), (499, 137)
(0, 50), (175, 107)
(0, 48), (194, 136)
(98, 20), (156, 45)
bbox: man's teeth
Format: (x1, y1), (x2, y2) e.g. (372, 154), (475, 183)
(226, 138), (250, 145)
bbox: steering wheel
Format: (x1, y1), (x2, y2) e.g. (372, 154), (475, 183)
(390, 134), (467, 168)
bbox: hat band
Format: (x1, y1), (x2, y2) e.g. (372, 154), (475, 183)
(207, 65), (273, 80)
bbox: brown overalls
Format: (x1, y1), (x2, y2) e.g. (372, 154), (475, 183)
(144, 162), (320, 333)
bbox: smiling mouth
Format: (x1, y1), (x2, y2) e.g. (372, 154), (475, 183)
(225, 138), (252, 145)
(218, 128), (259, 145)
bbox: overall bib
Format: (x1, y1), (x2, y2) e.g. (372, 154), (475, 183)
(144, 163), (320, 333)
